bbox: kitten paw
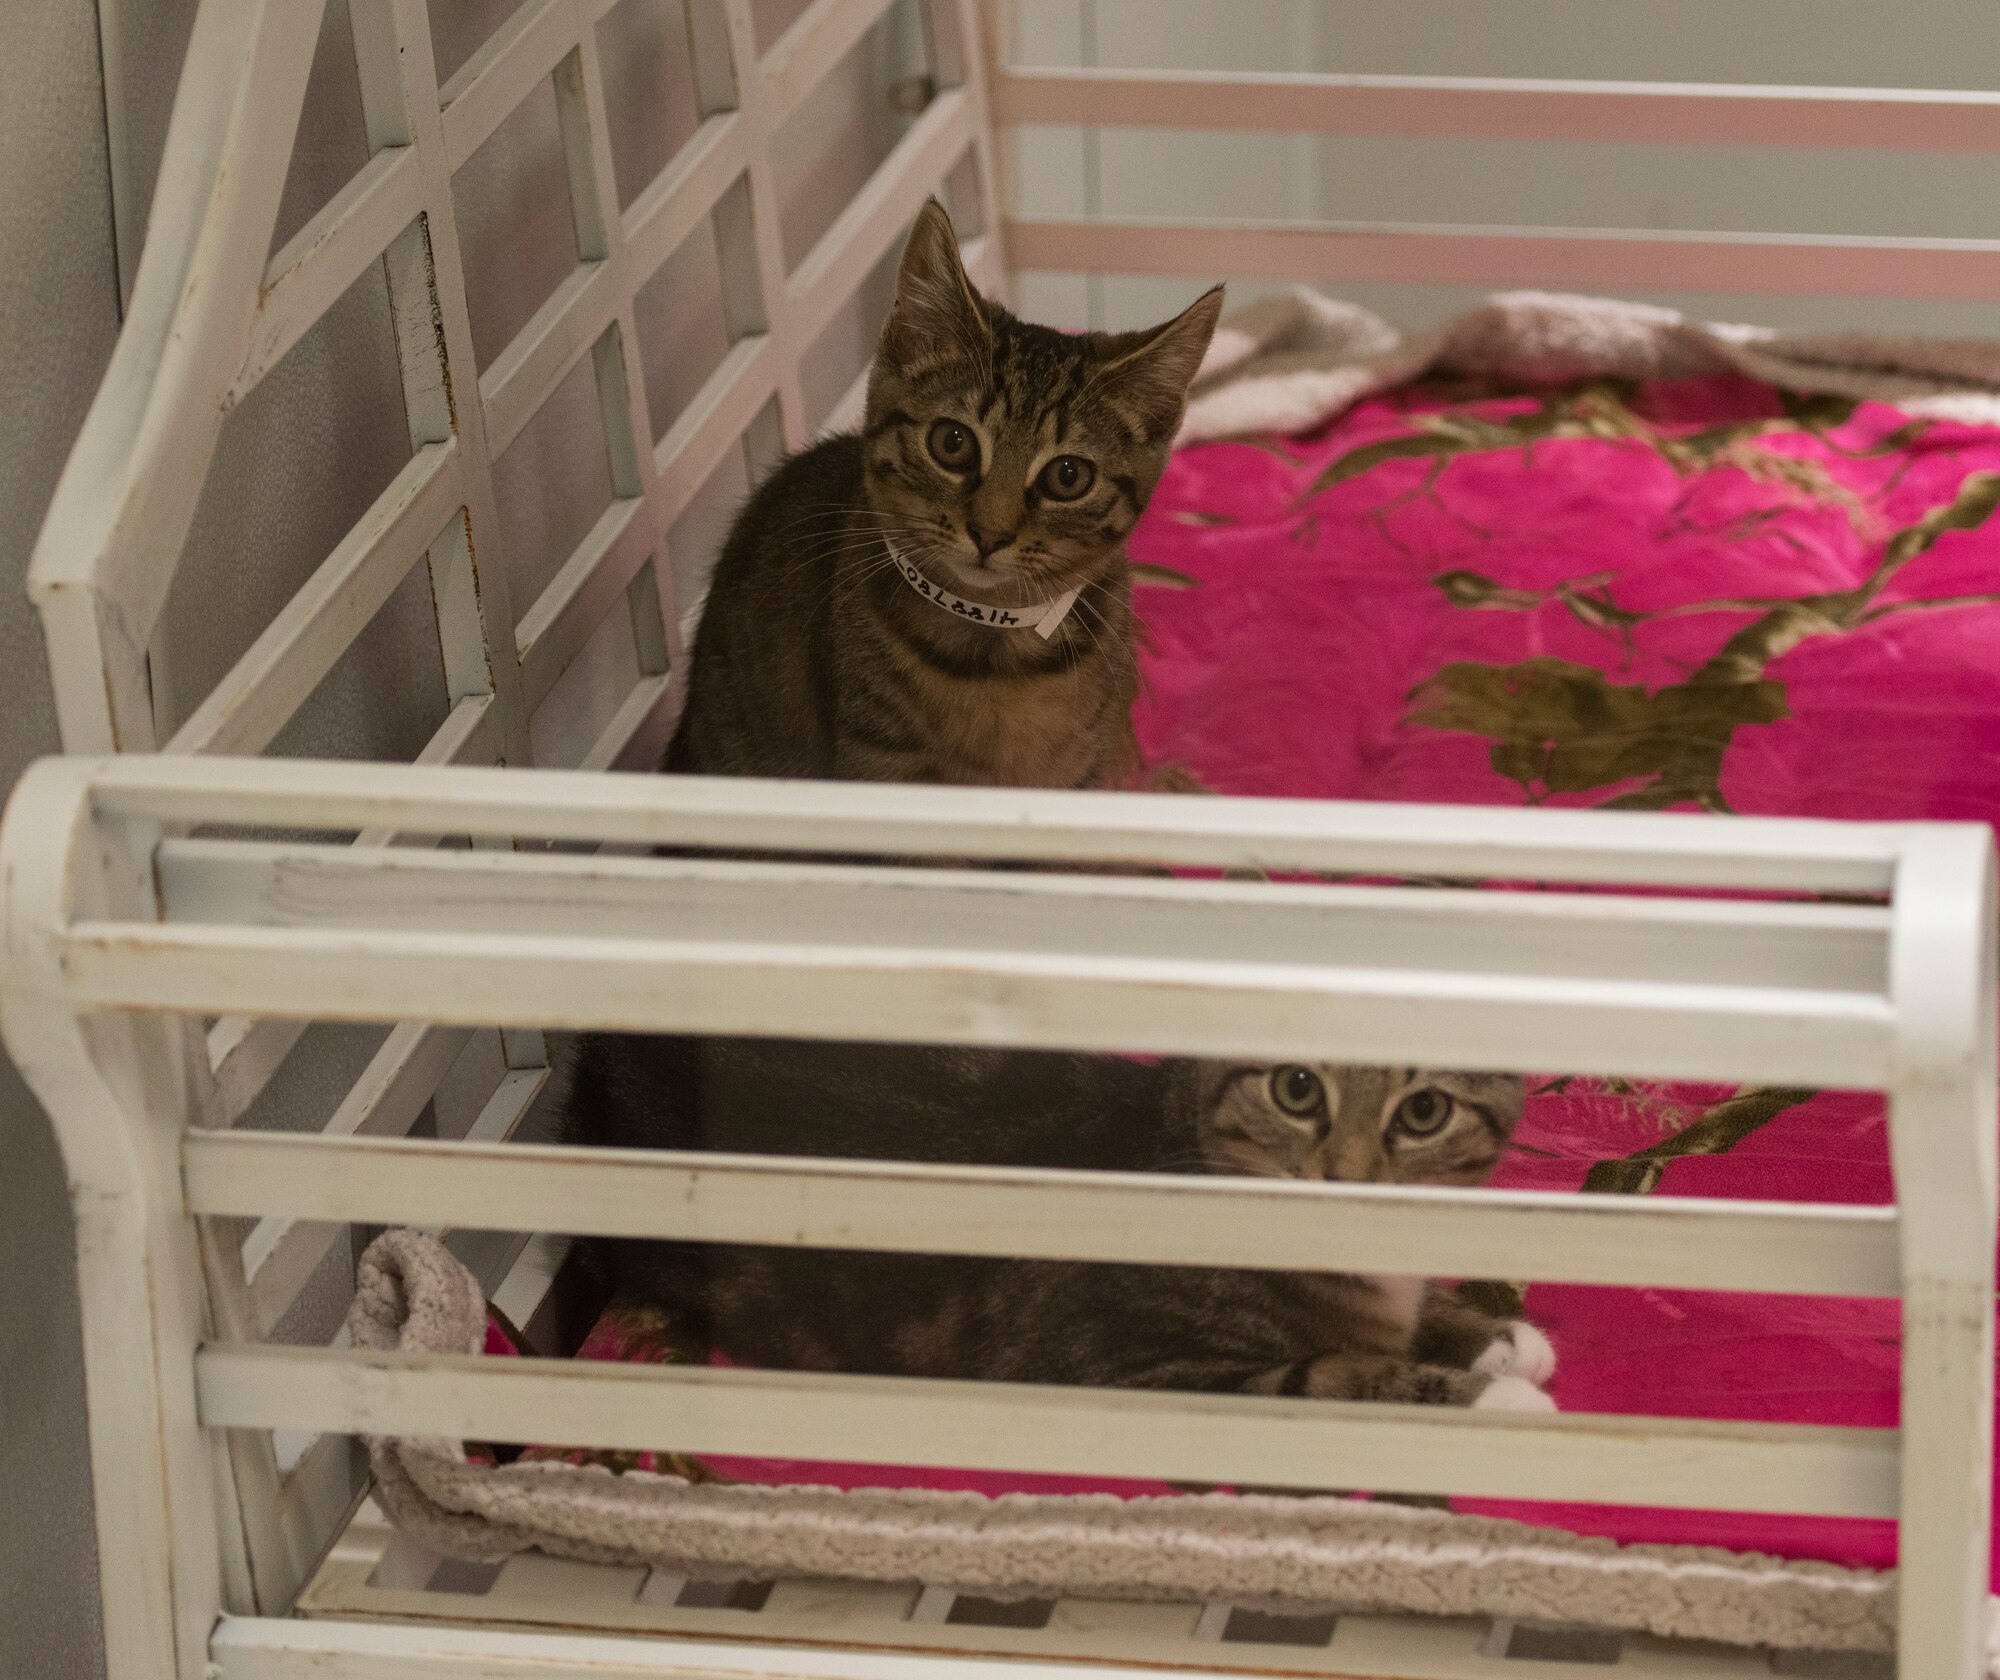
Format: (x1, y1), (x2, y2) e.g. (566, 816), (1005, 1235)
(1472, 1322), (1556, 1387)
(1472, 1374), (1557, 1413)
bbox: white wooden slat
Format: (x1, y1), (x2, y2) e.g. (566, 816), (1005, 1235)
(241, 1599), (1782, 1680)
(950, 0), (1011, 302)
(1006, 215), (2000, 303)
(437, 0), (578, 173)
(479, 260), (621, 457)
(183, 1130), (1902, 1298)
(515, 497), (651, 709)
(959, 230), (1003, 295)
(206, 1615), (1314, 1680)
(653, 333), (780, 523)
(154, 838), (1892, 996)
(27, 0), (330, 753)
(243, 1225), (342, 1343)
(196, 1342), (1901, 1518)
(164, 442), (464, 757)
(214, 701), (499, 1127)
(466, 1065), (552, 1145)
(234, 144), (427, 401)
(208, 699), (500, 1124)
(567, 18), (683, 683)
(1, 783), (236, 1676)
(489, 1233), (570, 1339)
(1880, 828), (1998, 1679)
(995, 67), (2000, 152)
(209, 1016), (308, 1125)
(818, 363), (872, 437)
(241, 1021), (477, 1335)
(248, 1055), (548, 1336)
(265, 1433), (366, 1591)
(367, 0), (539, 773)
(81, 757), (1915, 892)
(721, 0), (809, 446)
(58, 918), (1895, 1086)
(789, 88), (979, 350)
(399, 692), (502, 778)
(580, 671), (679, 773)
(619, 110), (753, 297)
(761, 0), (903, 128)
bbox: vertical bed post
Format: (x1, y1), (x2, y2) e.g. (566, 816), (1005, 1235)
(1886, 825), (1997, 1680)
(0, 762), (226, 1679)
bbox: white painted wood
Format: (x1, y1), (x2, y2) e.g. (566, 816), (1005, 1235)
(437, 0), (576, 173)
(204, 1613), (1387, 1680)
(236, 144), (428, 401)
(164, 442), (464, 757)
(718, 0), (809, 447)
(479, 261), (623, 458)
(57, 914), (1897, 1086)
(1007, 214), (2000, 301)
(817, 363), (873, 438)
(357, 0), (539, 770)
(788, 88), (980, 350)
(182, 1130), (1903, 1298)
(27, 0), (329, 751)
(1881, 827), (1998, 1680)
(762, 0), (905, 129)
(80, 756), (1916, 892)
(654, 333), (782, 522)
(561, 15), (681, 680)
(25, 5), (2000, 1674)
(0, 766), (226, 1678)
(619, 112), (752, 288)
(152, 836), (1894, 995)
(290, 1524), (1777, 1678)
(580, 671), (679, 772)
(241, 1021), (475, 1335)
(514, 497), (652, 708)
(197, 1341), (1900, 1519)
(216, 1603), (1790, 1679)
(995, 67), (2000, 151)
(210, 1014), (309, 1124)
(951, 0), (1011, 302)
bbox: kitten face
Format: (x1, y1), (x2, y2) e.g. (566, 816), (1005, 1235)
(1194, 1063), (1524, 1187)
(863, 199), (1222, 601)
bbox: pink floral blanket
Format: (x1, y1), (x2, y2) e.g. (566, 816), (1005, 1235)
(510, 372), (2000, 1582)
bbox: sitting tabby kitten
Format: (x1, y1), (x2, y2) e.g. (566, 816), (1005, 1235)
(665, 199), (1223, 788)
(564, 1038), (1554, 1410)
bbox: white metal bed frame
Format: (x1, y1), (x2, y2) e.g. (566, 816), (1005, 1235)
(12, 3), (2000, 1677)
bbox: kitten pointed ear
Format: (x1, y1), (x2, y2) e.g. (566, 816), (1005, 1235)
(881, 197), (988, 364)
(1098, 285), (1226, 442)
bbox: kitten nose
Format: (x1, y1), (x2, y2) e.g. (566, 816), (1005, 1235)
(967, 522), (1014, 559)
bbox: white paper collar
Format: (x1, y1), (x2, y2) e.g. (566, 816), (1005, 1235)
(886, 539), (1080, 639)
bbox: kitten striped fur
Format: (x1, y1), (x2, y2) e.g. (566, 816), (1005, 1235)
(564, 1040), (1547, 1410)
(664, 199), (1223, 788)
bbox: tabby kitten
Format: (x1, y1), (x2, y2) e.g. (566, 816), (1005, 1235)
(664, 199), (1223, 788)
(564, 1040), (1554, 1410)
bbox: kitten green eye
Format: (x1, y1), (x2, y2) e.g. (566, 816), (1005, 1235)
(927, 420), (979, 472)
(1268, 1064), (1325, 1117)
(1391, 1088), (1455, 1137)
(1037, 455), (1095, 501)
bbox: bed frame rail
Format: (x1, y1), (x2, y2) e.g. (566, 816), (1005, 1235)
(1, 754), (1992, 1679)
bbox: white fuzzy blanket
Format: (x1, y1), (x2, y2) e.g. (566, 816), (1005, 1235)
(1179, 288), (2000, 443)
(348, 1229), (1995, 1661)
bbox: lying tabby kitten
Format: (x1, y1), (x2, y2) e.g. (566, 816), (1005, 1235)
(665, 198), (1222, 788)
(564, 1038), (1554, 1410)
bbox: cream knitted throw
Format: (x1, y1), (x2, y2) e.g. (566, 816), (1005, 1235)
(1179, 287), (2000, 444)
(347, 1229), (1992, 1660)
